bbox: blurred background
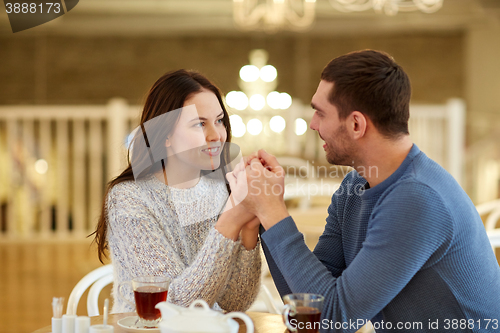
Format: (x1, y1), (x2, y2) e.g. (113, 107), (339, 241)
(1, 0), (500, 332)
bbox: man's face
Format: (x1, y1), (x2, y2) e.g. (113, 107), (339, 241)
(310, 80), (355, 166)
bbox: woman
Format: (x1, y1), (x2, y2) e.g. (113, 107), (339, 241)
(92, 69), (261, 314)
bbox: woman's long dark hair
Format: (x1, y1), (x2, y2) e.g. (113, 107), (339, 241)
(91, 69), (232, 264)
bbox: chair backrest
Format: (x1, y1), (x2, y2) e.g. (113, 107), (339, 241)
(66, 264), (113, 316)
(476, 199), (500, 253)
(476, 199), (500, 229)
(485, 208), (500, 231)
(487, 229), (500, 248)
(87, 273), (114, 316)
(258, 285), (280, 314)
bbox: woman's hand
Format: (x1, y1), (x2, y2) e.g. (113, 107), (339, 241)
(225, 159), (249, 208)
(216, 155), (262, 244)
(240, 216), (260, 250)
(242, 216), (261, 231)
(216, 182), (258, 242)
(224, 154), (264, 207)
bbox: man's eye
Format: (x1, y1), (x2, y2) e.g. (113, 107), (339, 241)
(194, 122), (204, 127)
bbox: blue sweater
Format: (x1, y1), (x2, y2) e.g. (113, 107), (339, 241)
(261, 145), (500, 333)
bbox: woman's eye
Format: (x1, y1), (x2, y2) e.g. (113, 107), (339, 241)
(194, 122), (204, 127)
(216, 118), (224, 124)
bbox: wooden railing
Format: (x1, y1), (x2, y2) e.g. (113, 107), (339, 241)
(0, 99), (140, 238)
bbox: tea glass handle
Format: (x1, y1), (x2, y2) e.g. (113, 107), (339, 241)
(282, 304), (297, 332)
(226, 312), (254, 333)
(117, 281), (136, 309)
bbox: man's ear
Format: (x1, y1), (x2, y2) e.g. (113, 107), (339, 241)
(348, 111), (367, 139)
(165, 137), (171, 147)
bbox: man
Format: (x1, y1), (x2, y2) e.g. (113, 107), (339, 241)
(227, 50), (500, 332)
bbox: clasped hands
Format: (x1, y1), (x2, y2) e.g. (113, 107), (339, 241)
(216, 149), (289, 247)
(223, 149), (289, 231)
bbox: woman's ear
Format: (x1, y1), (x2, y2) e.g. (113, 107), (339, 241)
(165, 137), (171, 147)
(349, 111), (367, 140)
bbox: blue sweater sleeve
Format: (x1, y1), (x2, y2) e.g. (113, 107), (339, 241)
(260, 193), (346, 297)
(313, 194), (346, 278)
(259, 224), (292, 297)
(261, 181), (453, 333)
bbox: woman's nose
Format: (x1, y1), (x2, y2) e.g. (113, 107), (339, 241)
(205, 124), (222, 142)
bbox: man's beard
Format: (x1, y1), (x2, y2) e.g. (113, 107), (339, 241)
(325, 124), (355, 166)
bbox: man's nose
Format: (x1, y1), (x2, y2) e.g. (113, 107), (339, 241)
(309, 114), (318, 131)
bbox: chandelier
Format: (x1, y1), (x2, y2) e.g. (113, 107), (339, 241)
(329, 0), (444, 15)
(225, 50), (310, 156)
(232, 0), (444, 32)
(233, 0), (317, 32)
(226, 49), (295, 138)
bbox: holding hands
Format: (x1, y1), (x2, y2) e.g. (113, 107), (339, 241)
(226, 149), (289, 230)
(216, 149), (289, 248)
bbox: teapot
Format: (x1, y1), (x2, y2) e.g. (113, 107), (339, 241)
(155, 299), (254, 333)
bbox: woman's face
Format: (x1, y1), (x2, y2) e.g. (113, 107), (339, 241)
(165, 89), (227, 171)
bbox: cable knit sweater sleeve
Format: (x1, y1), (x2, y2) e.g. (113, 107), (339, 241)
(107, 179), (260, 313)
(217, 241), (262, 311)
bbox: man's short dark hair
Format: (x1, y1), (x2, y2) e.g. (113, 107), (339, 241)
(321, 50), (411, 138)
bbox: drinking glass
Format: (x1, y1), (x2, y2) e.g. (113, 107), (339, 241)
(118, 276), (170, 328)
(282, 293), (324, 333)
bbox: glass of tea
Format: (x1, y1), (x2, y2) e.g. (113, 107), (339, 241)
(118, 276), (170, 328)
(282, 293), (324, 333)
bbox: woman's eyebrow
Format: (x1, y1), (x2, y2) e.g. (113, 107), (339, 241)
(189, 111), (224, 122)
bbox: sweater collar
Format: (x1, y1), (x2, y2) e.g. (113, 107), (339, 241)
(358, 144), (421, 200)
(146, 173), (211, 203)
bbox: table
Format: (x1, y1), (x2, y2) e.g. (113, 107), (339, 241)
(32, 311), (286, 333)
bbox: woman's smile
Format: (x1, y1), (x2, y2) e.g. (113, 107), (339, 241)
(201, 145), (221, 156)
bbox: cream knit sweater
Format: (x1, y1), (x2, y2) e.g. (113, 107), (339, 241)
(106, 171), (261, 314)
